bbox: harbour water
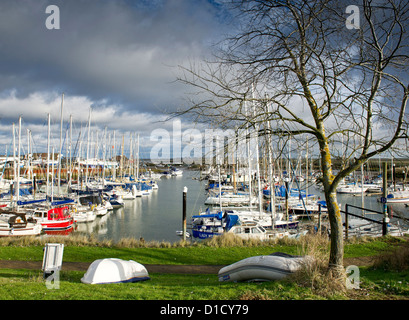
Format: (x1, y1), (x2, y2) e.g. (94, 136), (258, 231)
(71, 169), (409, 243)
(75, 170), (209, 243)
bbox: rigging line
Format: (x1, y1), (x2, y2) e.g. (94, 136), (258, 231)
(0, 140), (12, 182)
(285, 152), (312, 221)
(72, 129), (82, 160)
(190, 170), (206, 217)
(49, 121), (71, 170)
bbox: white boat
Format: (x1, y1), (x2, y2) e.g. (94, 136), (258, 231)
(288, 200), (328, 217)
(145, 173), (164, 180)
(29, 205), (75, 232)
(344, 219), (409, 237)
(365, 185), (382, 193)
(112, 186), (136, 200)
(0, 212), (42, 237)
(204, 193), (258, 206)
(191, 210), (305, 240)
(228, 210), (299, 229)
(228, 221), (293, 240)
(77, 194), (108, 217)
(176, 230), (190, 238)
(105, 193), (124, 209)
(171, 168), (183, 176)
(81, 258), (150, 284)
(72, 205), (97, 223)
(336, 184), (367, 194)
(218, 252), (310, 282)
(132, 185), (143, 197)
(384, 190), (409, 203)
(101, 199), (113, 211)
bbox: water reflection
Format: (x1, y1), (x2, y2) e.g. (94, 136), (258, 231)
(71, 170), (207, 242)
(62, 171), (409, 242)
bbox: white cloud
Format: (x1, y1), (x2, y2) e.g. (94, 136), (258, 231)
(0, 0), (228, 155)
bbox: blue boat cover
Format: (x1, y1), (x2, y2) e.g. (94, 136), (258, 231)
(225, 214), (239, 231)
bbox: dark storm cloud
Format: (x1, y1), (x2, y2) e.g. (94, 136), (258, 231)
(0, 0), (224, 115)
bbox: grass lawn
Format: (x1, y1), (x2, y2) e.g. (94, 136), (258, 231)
(0, 269), (323, 300)
(0, 234), (408, 300)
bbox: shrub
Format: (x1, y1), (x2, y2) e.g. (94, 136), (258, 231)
(373, 245), (409, 272)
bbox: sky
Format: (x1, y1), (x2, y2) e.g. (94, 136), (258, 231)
(2, 1), (407, 163)
(0, 0), (229, 160)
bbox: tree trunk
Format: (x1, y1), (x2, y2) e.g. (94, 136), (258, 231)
(326, 191), (344, 272)
(319, 138), (344, 275)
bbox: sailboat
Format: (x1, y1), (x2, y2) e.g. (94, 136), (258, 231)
(192, 97), (305, 240)
(0, 117), (43, 237)
(170, 167), (183, 176)
(30, 201), (75, 232)
(23, 112), (75, 233)
(384, 189), (409, 203)
(336, 182), (367, 194)
(0, 210), (42, 237)
(204, 192), (258, 206)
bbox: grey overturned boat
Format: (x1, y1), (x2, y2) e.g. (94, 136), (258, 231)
(218, 252), (310, 282)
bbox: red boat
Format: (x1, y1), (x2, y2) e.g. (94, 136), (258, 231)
(32, 206), (74, 231)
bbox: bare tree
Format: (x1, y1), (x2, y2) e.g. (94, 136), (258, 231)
(175, 0), (409, 276)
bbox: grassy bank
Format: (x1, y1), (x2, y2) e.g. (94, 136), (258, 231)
(0, 234), (408, 300)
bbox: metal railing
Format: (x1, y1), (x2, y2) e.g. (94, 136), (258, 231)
(342, 204), (388, 239)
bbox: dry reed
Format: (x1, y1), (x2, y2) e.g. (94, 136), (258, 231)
(0, 231), (329, 249)
(287, 233), (348, 296)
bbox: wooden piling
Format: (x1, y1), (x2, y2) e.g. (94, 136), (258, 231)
(183, 186), (187, 241)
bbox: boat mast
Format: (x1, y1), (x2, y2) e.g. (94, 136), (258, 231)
(86, 107), (91, 187)
(244, 100), (252, 209)
(266, 97), (276, 225)
(51, 147), (54, 202)
(361, 134), (364, 216)
(12, 123), (16, 208)
(16, 116), (21, 211)
(69, 114), (72, 188)
(103, 126), (107, 187)
(27, 129), (30, 185)
(252, 85), (263, 217)
(78, 140), (82, 191)
(120, 134), (124, 181)
(217, 163), (223, 212)
(113, 130), (116, 181)
(136, 133), (140, 181)
(58, 93), (64, 195)
(46, 113), (50, 203)
(129, 132), (133, 180)
(305, 138), (308, 206)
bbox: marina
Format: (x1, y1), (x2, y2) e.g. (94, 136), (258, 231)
(1, 162), (409, 242)
(1, 0), (409, 304)
(0, 0), (406, 247)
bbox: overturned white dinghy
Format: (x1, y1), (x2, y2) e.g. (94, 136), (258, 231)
(81, 258), (150, 284)
(218, 252), (309, 282)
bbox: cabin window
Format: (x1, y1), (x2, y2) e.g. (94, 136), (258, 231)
(34, 212), (43, 218)
(63, 208), (70, 218)
(244, 228), (250, 234)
